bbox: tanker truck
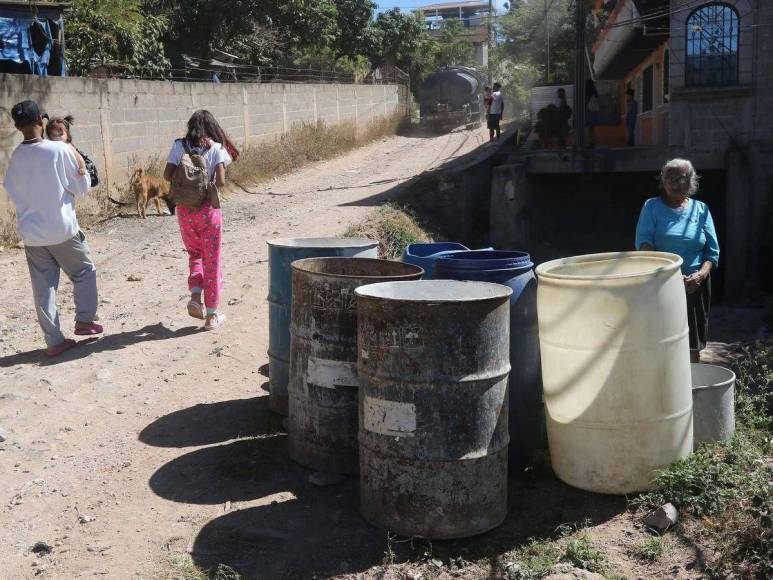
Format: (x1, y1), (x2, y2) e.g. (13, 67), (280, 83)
(417, 66), (484, 130)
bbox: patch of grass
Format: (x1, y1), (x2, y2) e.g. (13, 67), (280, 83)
(560, 535), (607, 574)
(343, 202), (432, 260)
(155, 554), (241, 580)
(731, 340), (773, 433)
(632, 535), (666, 562)
(227, 115), (402, 187)
(504, 538), (561, 579)
(630, 341), (773, 578)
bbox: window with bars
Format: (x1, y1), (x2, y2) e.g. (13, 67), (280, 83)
(685, 3), (739, 87)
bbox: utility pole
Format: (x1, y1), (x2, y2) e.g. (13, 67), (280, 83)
(545, 0), (550, 83)
(488, 0), (493, 84)
(573, 0), (586, 148)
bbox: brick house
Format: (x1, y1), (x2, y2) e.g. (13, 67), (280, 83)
(498, 1), (772, 298)
(589, 0), (773, 295)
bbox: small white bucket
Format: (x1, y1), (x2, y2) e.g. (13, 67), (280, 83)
(691, 363), (736, 445)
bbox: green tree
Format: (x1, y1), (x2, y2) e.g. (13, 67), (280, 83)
(66, 0), (171, 78)
(433, 18), (475, 68)
(330, 0), (377, 61)
(140, 0), (283, 66)
(369, 9), (437, 89)
(141, 0), (374, 68)
(497, 0), (576, 84)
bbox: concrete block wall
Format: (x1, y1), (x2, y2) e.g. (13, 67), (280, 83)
(1, 74), (408, 209)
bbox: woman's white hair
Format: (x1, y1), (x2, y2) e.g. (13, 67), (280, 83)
(660, 158), (700, 195)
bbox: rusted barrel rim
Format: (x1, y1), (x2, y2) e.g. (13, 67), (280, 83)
(267, 237), (377, 249)
(536, 251), (683, 281)
(292, 257), (423, 280)
(355, 280), (512, 303)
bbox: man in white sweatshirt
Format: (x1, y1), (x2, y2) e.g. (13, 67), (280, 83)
(3, 100), (103, 357)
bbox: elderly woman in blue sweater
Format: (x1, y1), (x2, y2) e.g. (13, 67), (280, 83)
(636, 158), (720, 362)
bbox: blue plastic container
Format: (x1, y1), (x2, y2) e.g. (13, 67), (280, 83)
(402, 242), (475, 279)
(267, 238), (378, 416)
(434, 250), (542, 473)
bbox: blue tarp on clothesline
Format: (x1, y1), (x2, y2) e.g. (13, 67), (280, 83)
(0, 5), (65, 76)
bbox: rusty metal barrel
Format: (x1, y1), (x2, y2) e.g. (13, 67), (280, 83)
(356, 280), (512, 539)
(267, 237), (378, 416)
(288, 258), (423, 474)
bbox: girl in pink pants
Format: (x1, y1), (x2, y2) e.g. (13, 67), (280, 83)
(164, 110), (240, 330)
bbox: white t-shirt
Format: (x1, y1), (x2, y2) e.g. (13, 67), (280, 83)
(3, 140), (91, 246)
(490, 91), (504, 115)
(166, 139), (232, 182)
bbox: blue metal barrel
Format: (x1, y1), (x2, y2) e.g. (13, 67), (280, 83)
(267, 238), (378, 416)
(435, 250), (542, 472)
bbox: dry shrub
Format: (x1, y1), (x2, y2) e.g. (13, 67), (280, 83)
(344, 203), (432, 260)
(0, 202), (20, 248)
(228, 114), (403, 186)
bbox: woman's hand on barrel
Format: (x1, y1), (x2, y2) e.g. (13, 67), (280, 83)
(683, 272), (702, 294)
(684, 263), (711, 294)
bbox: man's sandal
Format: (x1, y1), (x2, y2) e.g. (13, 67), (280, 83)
(46, 339), (76, 357)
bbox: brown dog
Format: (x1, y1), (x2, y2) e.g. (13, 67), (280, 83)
(130, 167), (171, 218)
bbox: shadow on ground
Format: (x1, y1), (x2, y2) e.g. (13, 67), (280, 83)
(0, 323), (200, 368)
(188, 460), (625, 579)
(142, 414), (625, 580)
(139, 396), (276, 448)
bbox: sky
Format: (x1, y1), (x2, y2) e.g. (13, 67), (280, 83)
(374, 0), (509, 15)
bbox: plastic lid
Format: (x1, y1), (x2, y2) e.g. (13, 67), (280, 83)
(438, 250), (533, 270)
(536, 251), (682, 280)
(355, 279), (512, 302)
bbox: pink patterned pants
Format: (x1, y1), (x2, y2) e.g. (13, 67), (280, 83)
(177, 202), (223, 311)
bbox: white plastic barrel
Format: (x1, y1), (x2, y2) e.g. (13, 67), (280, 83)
(536, 251), (693, 494)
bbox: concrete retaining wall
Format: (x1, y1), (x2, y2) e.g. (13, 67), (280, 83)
(0, 74), (408, 206)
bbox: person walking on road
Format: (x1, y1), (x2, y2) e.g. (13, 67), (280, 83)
(163, 110), (239, 331)
(3, 100), (102, 357)
(488, 82), (504, 142)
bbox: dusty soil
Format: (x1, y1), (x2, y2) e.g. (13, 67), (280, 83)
(0, 123), (766, 580)
(0, 126), (490, 579)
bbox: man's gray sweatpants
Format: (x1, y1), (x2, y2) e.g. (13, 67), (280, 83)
(24, 232), (98, 348)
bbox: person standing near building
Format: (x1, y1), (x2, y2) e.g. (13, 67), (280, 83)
(3, 100), (102, 357)
(635, 158), (719, 363)
(488, 82), (504, 142)
(626, 88), (638, 146)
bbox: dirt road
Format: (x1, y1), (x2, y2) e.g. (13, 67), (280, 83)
(0, 126), (490, 579)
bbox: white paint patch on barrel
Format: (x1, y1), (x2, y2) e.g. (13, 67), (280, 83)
(306, 357), (359, 389)
(363, 397), (416, 437)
